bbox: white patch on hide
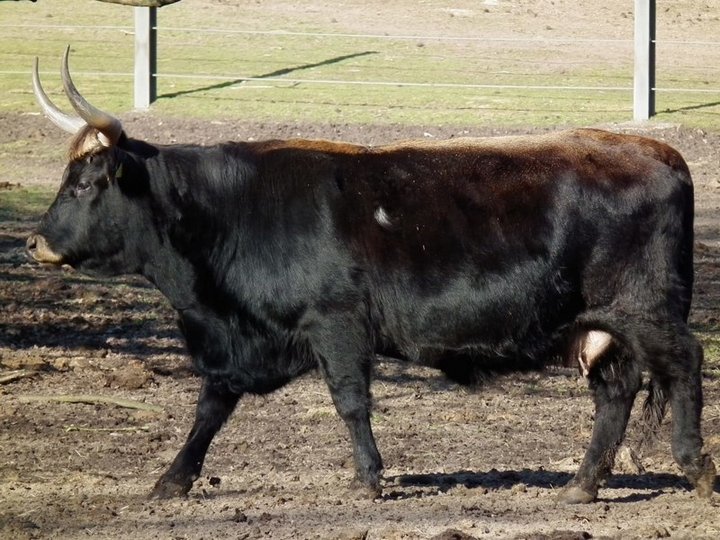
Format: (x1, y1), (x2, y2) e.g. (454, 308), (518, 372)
(578, 330), (613, 377)
(374, 206), (393, 229)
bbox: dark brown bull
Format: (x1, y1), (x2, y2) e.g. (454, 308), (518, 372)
(27, 47), (716, 505)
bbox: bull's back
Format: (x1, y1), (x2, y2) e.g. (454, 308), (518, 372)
(324, 129), (694, 364)
(245, 129), (692, 366)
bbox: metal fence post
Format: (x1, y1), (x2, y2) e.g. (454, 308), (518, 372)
(134, 6), (157, 109)
(633, 0), (656, 121)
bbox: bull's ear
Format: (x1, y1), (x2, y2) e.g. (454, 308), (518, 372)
(114, 158), (149, 197)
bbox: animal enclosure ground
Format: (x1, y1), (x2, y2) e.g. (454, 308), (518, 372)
(2, 113), (720, 540)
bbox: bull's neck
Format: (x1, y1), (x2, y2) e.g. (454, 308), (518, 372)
(137, 144), (250, 311)
(140, 239), (199, 312)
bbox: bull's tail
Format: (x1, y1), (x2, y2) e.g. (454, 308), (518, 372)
(639, 377), (669, 448)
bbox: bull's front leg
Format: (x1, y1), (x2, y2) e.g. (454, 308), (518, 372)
(308, 309), (383, 498)
(150, 379), (240, 499)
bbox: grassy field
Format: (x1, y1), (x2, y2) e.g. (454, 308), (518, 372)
(1, 0), (718, 129)
(0, 186), (54, 223)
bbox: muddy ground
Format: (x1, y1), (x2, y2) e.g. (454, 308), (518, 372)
(2, 112), (720, 540)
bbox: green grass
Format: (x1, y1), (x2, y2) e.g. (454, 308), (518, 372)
(690, 319), (720, 370)
(0, 185), (55, 222)
(1, 0), (718, 129)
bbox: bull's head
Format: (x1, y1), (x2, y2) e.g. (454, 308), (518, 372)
(27, 47), (149, 275)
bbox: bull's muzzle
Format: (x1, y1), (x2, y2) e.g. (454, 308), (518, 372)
(26, 234), (64, 264)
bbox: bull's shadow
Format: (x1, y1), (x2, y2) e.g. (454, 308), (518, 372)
(385, 468), (718, 503)
(1, 236), (186, 361)
(159, 50), (378, 100)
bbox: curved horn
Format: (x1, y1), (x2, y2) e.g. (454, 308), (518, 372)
(61, 45), (123, 146)
(32, 57), (85, 134)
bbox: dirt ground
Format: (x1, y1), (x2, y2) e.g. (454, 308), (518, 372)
(2, 110), (720, 540)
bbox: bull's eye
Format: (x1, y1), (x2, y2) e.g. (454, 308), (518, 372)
(75, 180), (92, 196)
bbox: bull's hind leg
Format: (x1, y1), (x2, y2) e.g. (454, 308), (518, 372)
(308, 311), (383, 498)
(667, 332), (716, 498)
(559, 349), (642, 504)
(150, 380), (240, 499)
(560, 322), (716, 503)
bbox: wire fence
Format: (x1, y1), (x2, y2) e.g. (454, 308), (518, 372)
(2, 0), (719, 128)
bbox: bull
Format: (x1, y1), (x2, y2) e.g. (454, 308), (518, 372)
(27, 48), (716, 504)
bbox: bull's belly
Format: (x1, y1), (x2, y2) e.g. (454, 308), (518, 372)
(374, 293), (577, 381)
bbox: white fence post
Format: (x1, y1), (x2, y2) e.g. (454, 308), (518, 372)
(633, 0), (656, 121)
(134, 6), (157, 109)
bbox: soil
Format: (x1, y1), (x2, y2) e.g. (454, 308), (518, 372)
(3, 111), (720, 540)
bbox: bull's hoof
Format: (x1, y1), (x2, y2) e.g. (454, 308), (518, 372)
(149, 477), (193, 499)
(350, 477), (382, 500)
(557, 485), (597, 504)
(693, 455), (716, 499)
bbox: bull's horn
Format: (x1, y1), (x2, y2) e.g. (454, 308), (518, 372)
(61, 45), (123, 146)
(32, 57), (85, 134)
